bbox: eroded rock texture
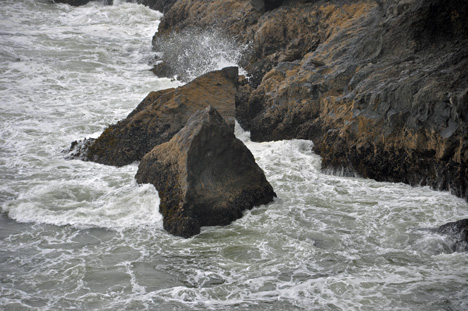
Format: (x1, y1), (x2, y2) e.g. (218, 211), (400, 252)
(136, 106), (276, 238)
(68, 67), (239, 166)
(155, 0), (468, 200)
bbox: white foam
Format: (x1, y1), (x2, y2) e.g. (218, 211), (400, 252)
(1, 1), (468, 310)
(0, 0), (175, 230)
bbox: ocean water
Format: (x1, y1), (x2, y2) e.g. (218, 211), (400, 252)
(1, 1), (467, 310)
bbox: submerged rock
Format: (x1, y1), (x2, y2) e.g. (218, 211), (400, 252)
(67, 67), (239, 166)
(135, 106), (276, 238)
(52, 0), (113, 5)
(437, 219), (468, 252)
(64, 138), (95, 160)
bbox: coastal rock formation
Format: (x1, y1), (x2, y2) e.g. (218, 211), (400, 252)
(67, 67), (239, 166)
(135, 106), (276, 238)
(437, 219), (468, 252)
(154, 0), (468, 201)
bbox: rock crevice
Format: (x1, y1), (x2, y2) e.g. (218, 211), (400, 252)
(136, 106), (276, 238)
(67, 67), (239, 167)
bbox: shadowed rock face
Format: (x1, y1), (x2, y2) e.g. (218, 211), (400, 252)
(67, 67), (239, 167)
(437, 219), (468, 252)
(140, 0), (178, 13)
(136, 106), (276, 238)
(156, 0), (468, 201)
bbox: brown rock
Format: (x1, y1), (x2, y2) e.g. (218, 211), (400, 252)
(68, 67), (239, 167)
(157, 0), (468, 201)
(135, 106), (276, 238)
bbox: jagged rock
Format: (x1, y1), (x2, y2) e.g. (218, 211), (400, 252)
(135, 106), (276, 238)
(64, 138), (95, 160)
(437, 219), (468, 252)
(156, 0), (468, 200)
(155, 0), (321, 87)
(67, 67), (239, 166)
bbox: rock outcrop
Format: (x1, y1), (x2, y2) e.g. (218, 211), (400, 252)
(135, 106), (276, 238)
(154, 0), (468, 201)
(437, 219), (468, 252)
(67, 67), (239, 166)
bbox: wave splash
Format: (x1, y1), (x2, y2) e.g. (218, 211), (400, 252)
(152, 27), (249, 81)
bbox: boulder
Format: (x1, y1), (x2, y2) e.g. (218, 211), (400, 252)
(135, 106), (276, 238)
(437, 219), (468, 252)
(67, 67), (239, 166)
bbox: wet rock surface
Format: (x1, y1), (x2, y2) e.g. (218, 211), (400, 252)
(135, 106), (276, 238)
(437, 219), (468, 252)
(67, 67), (239, 166)
(155, 0), (468, 201)
(52, 0), (100, 5)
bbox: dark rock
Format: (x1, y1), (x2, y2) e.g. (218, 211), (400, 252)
(154, 0), (334, 86)
(135, 106), (276, 238)
(235, 75), (255, 131)
(67, 67), (239, 166)
(140, 0), (177, 13)
(64, 138), (96, 160)
(52, 0), (103, 5)
(437, 219), (468, 252)
(264, 0), (284, 11)
(153, 0), (468, 201)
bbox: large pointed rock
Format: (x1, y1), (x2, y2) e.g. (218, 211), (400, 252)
(68, 67), (239, 167)
(135, 106), (276, 238)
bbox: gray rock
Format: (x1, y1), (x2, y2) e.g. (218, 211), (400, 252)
(135, 106), (276, 238)
(437, 219), (468, 252)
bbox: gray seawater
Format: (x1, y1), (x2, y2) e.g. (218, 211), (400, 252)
(1, 1), (467, 310)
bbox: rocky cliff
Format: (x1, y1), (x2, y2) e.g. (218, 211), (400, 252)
(153, 0), (468, 201)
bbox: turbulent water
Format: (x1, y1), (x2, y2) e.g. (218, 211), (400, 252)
(1, 1), (467, 310)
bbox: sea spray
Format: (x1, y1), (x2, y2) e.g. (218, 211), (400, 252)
(152, 27), (249, 81)
(1, 1), (468, 310)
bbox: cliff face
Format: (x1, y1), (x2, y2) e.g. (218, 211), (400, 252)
(154, 0), (468, 200)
